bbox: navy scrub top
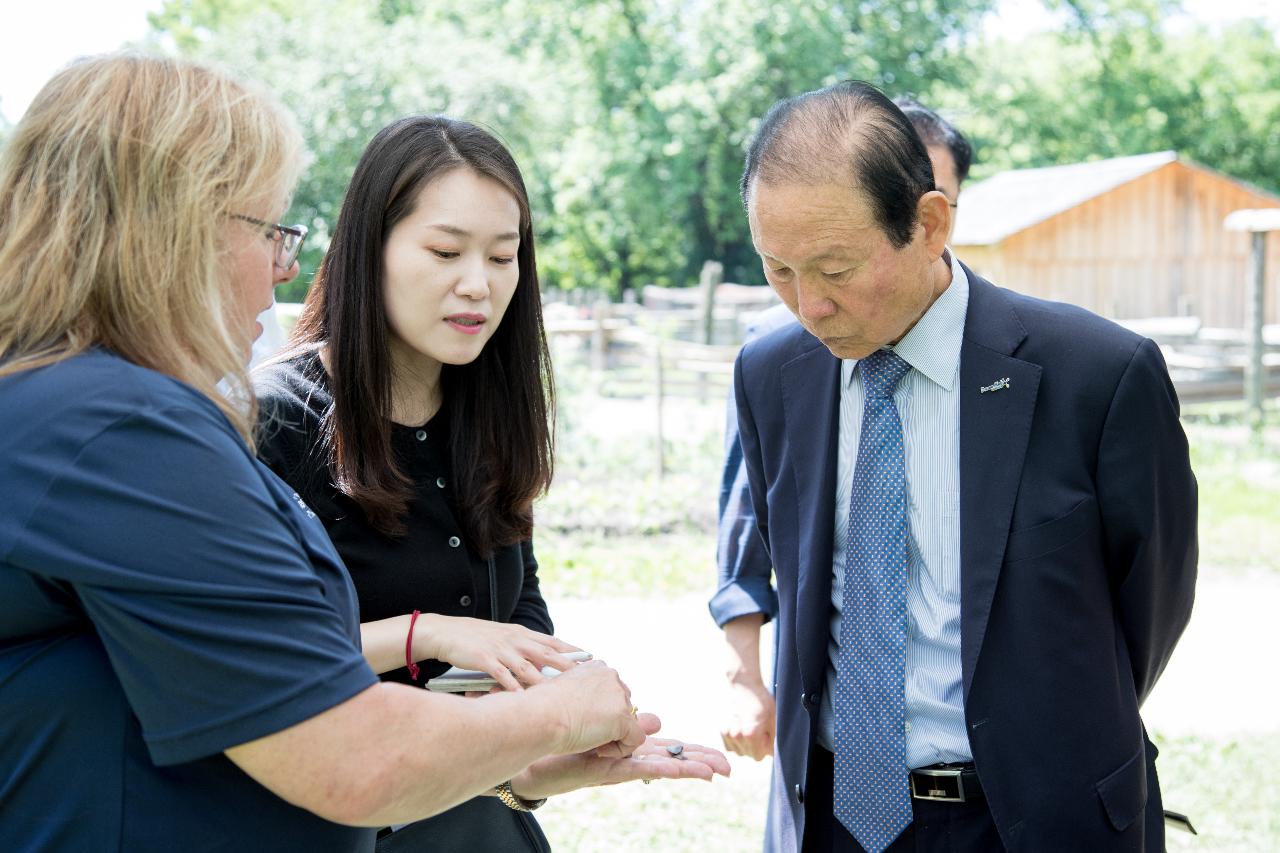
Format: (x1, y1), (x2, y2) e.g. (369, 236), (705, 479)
(0, 350), (381, 852)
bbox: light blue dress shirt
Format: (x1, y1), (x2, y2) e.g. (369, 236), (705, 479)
(817, 252), (973, 768)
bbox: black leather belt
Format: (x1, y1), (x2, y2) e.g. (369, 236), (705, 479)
(909, 764), (984, 802)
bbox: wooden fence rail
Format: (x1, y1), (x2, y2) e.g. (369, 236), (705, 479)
(545, 300), (1277, 473)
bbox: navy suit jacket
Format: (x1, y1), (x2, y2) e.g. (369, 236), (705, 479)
(733, 267), (1197, 852)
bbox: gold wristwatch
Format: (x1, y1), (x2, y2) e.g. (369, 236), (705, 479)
(494, 780), (547, 812)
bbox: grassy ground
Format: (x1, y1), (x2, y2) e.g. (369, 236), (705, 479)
(1156, 731), (1280, 852)
(1184, 405), (1280, 577)
(535, 378), (1280, 597)
(538, 758), (773, 853)
(534, 360), (725, 599)
(531, 367), (1280, 851)
(535, 732), (1280, 852)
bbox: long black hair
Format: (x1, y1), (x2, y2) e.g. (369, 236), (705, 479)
(290, 116), (554, 554)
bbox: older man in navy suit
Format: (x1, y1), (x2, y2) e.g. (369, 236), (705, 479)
(713, 97), (974, 766)
(732, 80), (1197, 852)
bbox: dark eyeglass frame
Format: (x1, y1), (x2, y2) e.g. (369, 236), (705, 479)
(234, 214), (308, 269)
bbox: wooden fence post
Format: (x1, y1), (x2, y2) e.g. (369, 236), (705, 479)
(654, 338), (665, 479)
(1246, 231), (1266, 437)
(699, 260), (723, 345)
(1224, 209), (1280, 441)
(590, 298), (610, 373)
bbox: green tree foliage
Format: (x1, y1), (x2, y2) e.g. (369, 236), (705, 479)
(948, 9), (1280, 195)
(147, 1), (540, 302)
(148, 0), (994, 298)
(437, 0), (993, 290)
(147, 0), (294, 52)
(146, 0), (1279, 301)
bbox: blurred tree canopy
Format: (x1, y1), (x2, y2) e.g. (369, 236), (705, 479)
(951, 4), (1280, 191)
(144, 0), (1280, 302)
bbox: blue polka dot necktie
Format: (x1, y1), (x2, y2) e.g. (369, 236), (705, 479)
(834, 349), (913, 853)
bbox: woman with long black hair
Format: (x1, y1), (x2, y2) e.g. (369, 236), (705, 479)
(255, 115), (727, 851)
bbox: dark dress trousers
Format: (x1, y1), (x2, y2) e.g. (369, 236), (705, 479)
(734, 267), (1197, 852)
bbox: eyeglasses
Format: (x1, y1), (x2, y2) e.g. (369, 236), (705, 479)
(234, 214), (308, 270)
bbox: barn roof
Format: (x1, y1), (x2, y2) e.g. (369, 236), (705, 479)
(951, 150), (1180, 246)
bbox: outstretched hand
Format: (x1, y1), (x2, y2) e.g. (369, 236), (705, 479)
(509, 713), (731, 800)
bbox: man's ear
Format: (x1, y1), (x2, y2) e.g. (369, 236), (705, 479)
(916, 190), (952, 258)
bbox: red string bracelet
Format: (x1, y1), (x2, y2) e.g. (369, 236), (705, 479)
(406, 609), (422, 681)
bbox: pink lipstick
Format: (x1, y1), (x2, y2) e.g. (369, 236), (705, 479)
(445, 313), (486, 335)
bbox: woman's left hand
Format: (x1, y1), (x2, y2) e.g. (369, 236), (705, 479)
(417, 615), (583, 691)
(507, 715), (731, 800)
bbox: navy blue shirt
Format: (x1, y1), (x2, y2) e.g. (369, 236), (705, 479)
(0, 350), (380, 852)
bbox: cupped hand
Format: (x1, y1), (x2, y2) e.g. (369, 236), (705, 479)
(510, 730), (732, 800)
(719, 680), (776, 760)
(418, 615), (583, 692)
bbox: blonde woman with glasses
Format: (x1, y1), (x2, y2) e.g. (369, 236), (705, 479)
(0, 54), (721, 853)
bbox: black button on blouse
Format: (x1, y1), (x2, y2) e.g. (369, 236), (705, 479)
(254, 351), (553, 687)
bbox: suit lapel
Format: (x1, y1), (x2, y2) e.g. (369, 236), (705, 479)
(958, 272), (1041, 700)
(781, 340), (842, 694)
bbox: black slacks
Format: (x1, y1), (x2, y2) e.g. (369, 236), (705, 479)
(801, 747), (1005, 853)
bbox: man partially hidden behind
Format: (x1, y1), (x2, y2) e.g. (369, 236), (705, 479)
(732, 80), (1196, 852)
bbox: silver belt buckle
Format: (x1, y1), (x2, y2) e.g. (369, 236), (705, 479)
(910, 767), (966, 802)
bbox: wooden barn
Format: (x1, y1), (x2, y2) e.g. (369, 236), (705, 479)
(951, 151), (1280, 328)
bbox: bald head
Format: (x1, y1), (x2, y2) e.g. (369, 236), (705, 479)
(741, 80), (936, 248)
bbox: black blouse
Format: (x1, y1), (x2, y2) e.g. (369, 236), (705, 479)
(253, 350), (553, 686)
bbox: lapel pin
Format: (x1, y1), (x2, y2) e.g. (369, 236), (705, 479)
(980, 377), (1011, 394)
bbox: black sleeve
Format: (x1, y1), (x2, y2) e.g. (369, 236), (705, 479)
(254, 416), (301, 484)
(253, 373), (325, 497)
(1096, 338), (1198, 703)
(508, 539), (554, 635)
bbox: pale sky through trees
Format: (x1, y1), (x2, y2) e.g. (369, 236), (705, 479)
(1, 0), (1276, 126)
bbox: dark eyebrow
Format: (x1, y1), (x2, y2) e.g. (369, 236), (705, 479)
(426, 224), (520, 241)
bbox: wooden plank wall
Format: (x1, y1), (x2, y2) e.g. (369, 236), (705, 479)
(955, 162), (1280, 327)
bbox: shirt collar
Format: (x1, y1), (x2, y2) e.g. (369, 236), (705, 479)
(842, 249), (969, 391)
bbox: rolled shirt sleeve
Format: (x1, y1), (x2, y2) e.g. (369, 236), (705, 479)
(710, 425), (778, 627)
(8, 401), (378, 765)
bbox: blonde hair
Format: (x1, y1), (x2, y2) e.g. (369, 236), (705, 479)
(0, 53), (305, 441)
